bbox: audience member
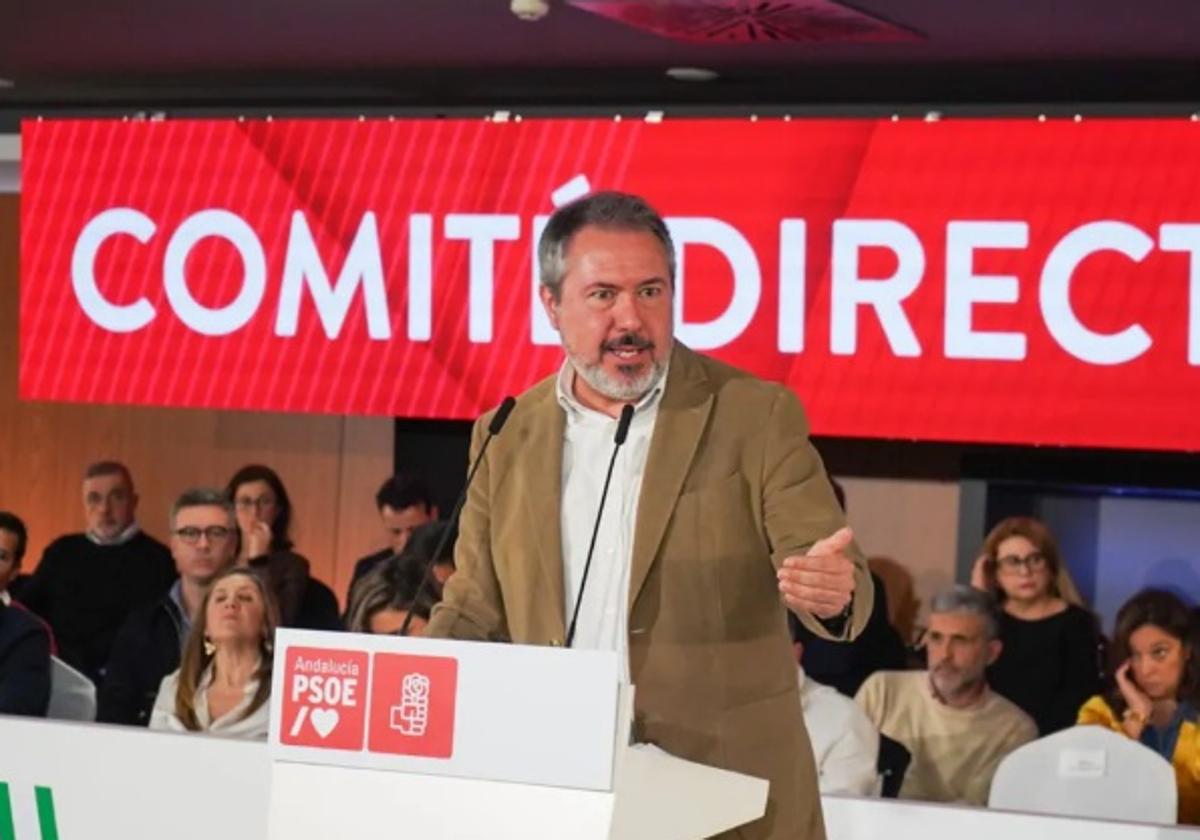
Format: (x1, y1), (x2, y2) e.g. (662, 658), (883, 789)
(856, 585), (1036, 805)
(404, 520), (458, 590)
(0, 511), (26, 604)
(345, 553), (437, 635)
(1078, 589), (1200, 824)
(20, 462), (175, 683)
(226, 465), (340, 630)
(788, 613), (880, 796)
(975, 517), (1102, 735)
(98, 489), (238, 726)
(0, 512), (57, 654)
(347, 473), (439, 598)
(150, 566), (278, 739)
(792, 480), (907, 696)
(0, 598), (51, 716)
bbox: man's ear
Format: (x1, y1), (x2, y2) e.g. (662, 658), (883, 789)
(539, 284), (560, 331)
(986, 638), (1003, 667)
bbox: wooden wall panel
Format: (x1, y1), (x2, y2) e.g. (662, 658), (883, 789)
(0, 195), (392, 606)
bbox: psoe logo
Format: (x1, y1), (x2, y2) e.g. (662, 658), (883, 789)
(0, 782), (60, 840)
(368, 653), (458, 758)
(390, 673), (432, 737)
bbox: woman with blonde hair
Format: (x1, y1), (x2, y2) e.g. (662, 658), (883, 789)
(150, 566), (279, 739)
(973, 516), (1102, 734)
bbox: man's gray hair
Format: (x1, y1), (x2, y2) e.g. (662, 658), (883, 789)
(929, 584), (1002, 641)
(169, 487), (236, 531)
(537, 191), (675, 299)
(83, 460), (133, 487)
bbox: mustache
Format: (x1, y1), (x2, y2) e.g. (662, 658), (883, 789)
(602, 334), (653, 352)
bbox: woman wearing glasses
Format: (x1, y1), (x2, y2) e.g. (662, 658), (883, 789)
(973, 517), (1102, 734)
(150, 566), (278, 739)
(226, 465), (341, 631)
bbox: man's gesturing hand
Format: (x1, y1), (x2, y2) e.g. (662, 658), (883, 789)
(777, 527), (856, 619)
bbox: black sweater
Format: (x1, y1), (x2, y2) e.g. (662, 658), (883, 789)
(987, 603), (1103, 735)
(21, 531), (175, 684)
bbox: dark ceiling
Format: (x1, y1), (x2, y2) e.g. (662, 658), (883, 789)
(2, 0), (1200, 122)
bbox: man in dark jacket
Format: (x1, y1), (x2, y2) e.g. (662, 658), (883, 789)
(346, 473), (438, 602)
(0, 599), (51, 716)
(98, 488), (237, 725)
(20, 462), (175, 684)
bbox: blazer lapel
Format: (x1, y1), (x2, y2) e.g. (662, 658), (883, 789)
(520, 384), (567, 638)
(628, 344), (713, 611)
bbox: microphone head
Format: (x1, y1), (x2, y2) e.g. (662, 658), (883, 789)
(488, 396), (518, 435)
(614, 403), (635, 445)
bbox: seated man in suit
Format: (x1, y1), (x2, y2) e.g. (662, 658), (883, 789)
(0, 598), (51, 716)
(346, 473), (439, 603)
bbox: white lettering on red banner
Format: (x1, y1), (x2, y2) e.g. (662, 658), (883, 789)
(20, 118), (1200, 450)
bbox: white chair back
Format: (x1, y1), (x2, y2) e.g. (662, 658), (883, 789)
(46, 656), (97, 722)
(989, 725), (1176, 824)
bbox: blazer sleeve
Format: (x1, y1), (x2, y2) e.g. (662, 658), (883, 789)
(425, 414), (510, 642)
(0, 618), (51, 717)
(761, 386), (873, 641)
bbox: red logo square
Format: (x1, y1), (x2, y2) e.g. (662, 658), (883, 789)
(279, 646), (369, 751)
(367, 653), (458, 759)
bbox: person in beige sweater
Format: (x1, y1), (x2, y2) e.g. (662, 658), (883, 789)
(856, 585), (1037, 805)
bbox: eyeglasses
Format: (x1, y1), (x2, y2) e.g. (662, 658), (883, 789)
(996, 552), (1048, 572)
(174, 526), (234, 544)
(235, 496), (276, 511)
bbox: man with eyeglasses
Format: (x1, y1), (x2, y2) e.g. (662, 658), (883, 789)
(98, 488), (238, 726)
(20, 461), (174, 684)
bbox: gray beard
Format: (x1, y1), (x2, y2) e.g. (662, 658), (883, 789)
(569, 352), (666, 403)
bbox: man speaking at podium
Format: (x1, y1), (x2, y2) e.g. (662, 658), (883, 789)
(426, 191), (873, 840)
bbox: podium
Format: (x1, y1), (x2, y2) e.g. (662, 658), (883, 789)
(267, 629), (768, 839)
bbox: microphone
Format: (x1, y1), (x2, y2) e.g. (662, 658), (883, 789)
(398, 395), (517, 636)
(566, 403), (635, 648)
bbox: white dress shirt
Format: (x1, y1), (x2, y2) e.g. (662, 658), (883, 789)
(798, 665), (881, 796)
(150, 662), (270, 740)
(556, 360), (667, 683)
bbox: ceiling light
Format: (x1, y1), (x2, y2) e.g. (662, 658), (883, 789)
(665, 67), (719, 82)
(511, 0), (550, 20)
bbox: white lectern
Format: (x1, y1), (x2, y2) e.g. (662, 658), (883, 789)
(267, 629), (768, 840)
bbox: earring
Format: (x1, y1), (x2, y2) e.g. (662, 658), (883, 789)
(263, 637), (274, 654)
(204, 638), (216, 656)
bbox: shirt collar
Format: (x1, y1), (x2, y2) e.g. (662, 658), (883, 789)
(168, 579), (188, 617)
(555, 355), (671, 422)
(86, 521), (142, 546)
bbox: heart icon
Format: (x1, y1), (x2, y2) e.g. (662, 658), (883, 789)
(310, 707), (340, 739)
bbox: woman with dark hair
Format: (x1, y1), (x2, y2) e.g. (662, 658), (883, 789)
(1078, 589), (1200, 824)
(225, 465), (340, 630)
(974, 517), (1102, 734)
(149, 567), (278, 739)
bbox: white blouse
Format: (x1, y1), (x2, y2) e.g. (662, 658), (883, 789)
(149, 662), (270, 740)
